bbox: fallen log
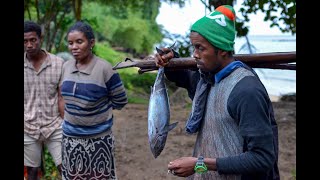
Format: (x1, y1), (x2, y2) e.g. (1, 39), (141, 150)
(112, 51), (296, 73)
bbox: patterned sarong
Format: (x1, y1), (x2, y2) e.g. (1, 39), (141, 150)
(61, 133), (117, 180)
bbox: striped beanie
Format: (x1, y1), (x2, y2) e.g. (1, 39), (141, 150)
(191, 5), (236, 51)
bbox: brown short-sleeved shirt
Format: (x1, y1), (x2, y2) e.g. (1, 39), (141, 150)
(24, 49), (64, 139)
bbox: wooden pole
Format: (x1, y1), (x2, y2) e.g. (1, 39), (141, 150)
(113, 51), (296, 72)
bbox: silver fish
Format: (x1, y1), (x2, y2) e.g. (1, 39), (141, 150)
(148, 67), (178, 158)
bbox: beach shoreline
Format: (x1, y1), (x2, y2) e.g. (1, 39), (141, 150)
(270, 94), (280, 102)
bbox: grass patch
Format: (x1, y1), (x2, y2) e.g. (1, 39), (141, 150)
(128, 96), (149, 104)
(185, 102), (192, 109)
(291, 168), (296, 179)
(42, 147), (61, 180)
(94, 42), (127, 65)
(126, 89), (149, 105)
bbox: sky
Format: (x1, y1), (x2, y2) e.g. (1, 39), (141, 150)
(156, 0), (291, 36)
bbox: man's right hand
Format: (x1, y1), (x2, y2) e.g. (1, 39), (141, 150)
(155, 47), (174, 67)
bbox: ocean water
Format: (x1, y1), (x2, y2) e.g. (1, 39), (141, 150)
(234, 35), (296, 96)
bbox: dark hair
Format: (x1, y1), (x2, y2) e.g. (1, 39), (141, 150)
(67, 21), (95, 40)
(24, 21), (42, 38)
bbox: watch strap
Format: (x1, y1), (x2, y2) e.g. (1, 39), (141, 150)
(194, 156), (208, 174)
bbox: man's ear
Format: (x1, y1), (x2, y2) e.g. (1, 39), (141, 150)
(219, 50), (228, 57)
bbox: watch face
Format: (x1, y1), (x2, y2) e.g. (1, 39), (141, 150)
(195, 166), (207, 173)
(197, 167), (206, 172)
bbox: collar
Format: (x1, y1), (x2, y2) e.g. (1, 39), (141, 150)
(24, 49), (52, 68)
(70, 55), (97, 75)
(214, 60), (244, 83)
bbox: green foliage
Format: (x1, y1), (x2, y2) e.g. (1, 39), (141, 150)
(43, 147), (61, 180)
(81, 2), (163, 56)
(120, 71), (156, 94)
(198, 0), (296, 36)
(25, 0), (164, 56)
(90, 0), (183, 20)
(81, 2), (116, 40)
(128, 96), (150, 104)
(185, 102), (192, 109)
(93, 41), (177, 101)
(291, 168), (296, 179)
(235, 21), (249, 37)
(93, 42), (127, 65)
(93, 41), (157, 97)
(25, 0), (296, 54)
(24, 0), (75, 53)
(239, 0), (296, 35)
(126, 90), (150, 104)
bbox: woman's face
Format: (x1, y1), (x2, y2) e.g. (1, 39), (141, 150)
(67, 30), (94, 61)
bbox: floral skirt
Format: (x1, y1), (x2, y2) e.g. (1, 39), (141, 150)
(61, 132), (117, 180)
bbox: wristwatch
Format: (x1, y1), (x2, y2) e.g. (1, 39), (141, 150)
(194, 156), (208, 174)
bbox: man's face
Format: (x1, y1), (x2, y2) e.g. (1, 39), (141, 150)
(190, 32), (223, 73)
(24, 31), (41, 55)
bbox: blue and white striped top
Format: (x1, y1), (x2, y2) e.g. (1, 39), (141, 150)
(60, 55), (128, 137)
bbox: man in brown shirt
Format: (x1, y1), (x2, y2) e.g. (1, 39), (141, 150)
(24, 21), (64, 179)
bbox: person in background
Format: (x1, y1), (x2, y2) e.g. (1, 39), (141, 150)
(24, 20), (64, 180)
(155, 5), (279, 180)
(60, 20), (128, 179)
(56, 51), (75, 62)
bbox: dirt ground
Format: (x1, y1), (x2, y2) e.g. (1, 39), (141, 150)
(113, 89), (296, 180)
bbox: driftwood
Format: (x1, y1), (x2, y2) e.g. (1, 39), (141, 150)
(113, 51), (296, 73)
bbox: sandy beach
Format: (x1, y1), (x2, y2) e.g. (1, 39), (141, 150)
(270, 94), (280, 102)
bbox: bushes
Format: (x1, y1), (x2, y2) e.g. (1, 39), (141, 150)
(120, 71), (156, 94)
(280, 93), (296, 102)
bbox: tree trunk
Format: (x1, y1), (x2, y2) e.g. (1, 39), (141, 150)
(73, 0), (82, 21)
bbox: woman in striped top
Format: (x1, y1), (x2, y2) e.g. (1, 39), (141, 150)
(60, 21), (128, 180)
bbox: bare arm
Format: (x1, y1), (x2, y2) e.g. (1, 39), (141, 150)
(58, 86), (64, 119)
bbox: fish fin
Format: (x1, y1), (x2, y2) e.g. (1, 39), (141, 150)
(166, 122), (179, 132)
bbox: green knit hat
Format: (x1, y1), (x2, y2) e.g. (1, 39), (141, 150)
(191, 5), (236, 51)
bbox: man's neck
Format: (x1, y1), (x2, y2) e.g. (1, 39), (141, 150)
(27, 49), (45, 62)
(27, 50), (47, 72)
